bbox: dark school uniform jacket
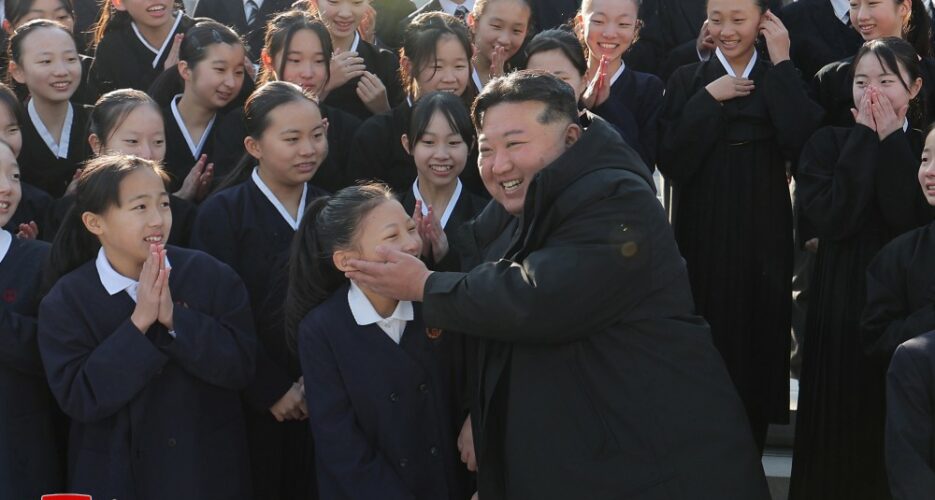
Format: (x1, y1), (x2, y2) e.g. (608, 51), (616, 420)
(0, 238), (64, 499)
(162, 99), (221, 193)
(591, 66), (663, 168)
(862, 219), (935, 362)
(423, 116), (770, 499)
(298, 288), (468, 500)
(322, 37), (405, 120)
(89, 14), (196, 97)
(346, 101), (485, 196)
(19, 103), (92, 199)
(886, 330), (935, 500)
(194, 0), (293, 61)
(37, 246), (256, 500)
(210, 103), (362, 192)
(778, 0), (863, 82)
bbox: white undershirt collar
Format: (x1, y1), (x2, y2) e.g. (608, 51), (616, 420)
(439, 0), (474, 15)
(715, 47), (757, 78)
(347, 280), (414, 344)
(170, 94), (216, 159)
(607, 60), (626, 87)
(0, 230), (12, 264)
(831, 0), (850, 24)
(472, 67), (483, 92)
(27, 100), (73, 159)
(412, 179), (462, 229)
(251, 167), (307, 230)
(95, 247), (171, 302)
(132, 12), (184, 68)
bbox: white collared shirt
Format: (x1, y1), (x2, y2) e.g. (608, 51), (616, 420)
(607, 60), (626, 87)
(349, 31), (361, 53)
(831, 0), (850, 24)
(903, 118), (910, 132)
(715, 47), (757, 78)
(0, 230), (12, 265)
(439, 0), (474, 16)
(348, 281), (413, 344)
(132, 12), (184, 68)
(244, 0), (264, 18)
(27, 100), (73, 159)
(251, 167), (307, 230)
(170, 94), (216, 159)
(471, 66), (483, 92)
(412, 179), (462, 229)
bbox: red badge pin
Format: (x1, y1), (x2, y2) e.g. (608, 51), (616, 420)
(2, 288), (15, 303)
(426, 328), (443, 340)
(42, 495), (93, 500)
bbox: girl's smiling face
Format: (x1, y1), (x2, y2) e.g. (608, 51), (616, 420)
(850, 0), (908, 41)
(411, 34), (471, 98)
(920, 128), (935, 205)
(10, 26), (81, 103)
(317, 0), (368, 43)
(0, 103), (23, 157)
(705, 0), (763, 63)
(348, 199), (422, 262)
(0, 144), (22, 228)
(114, 0), (174, 31)
(86, 167), (172, 274)
(852, 52), (921, 115)
(469, 0), (531, 64)
(180, 42), (246, 110)
(406, 110), (469, 190)
(526, 48), (586, 98)
(579, 0), (640, 62)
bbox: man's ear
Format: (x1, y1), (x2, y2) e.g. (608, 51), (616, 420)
(563, 122), (582, 148)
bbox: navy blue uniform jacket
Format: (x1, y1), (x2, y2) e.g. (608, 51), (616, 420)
(37, 246), (256, 500)
(298, 286), (467, 499)
(887, 330), (935, 500)
(0, 238), (64, 498)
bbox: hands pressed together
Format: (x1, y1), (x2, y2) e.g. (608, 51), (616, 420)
(130, 244), (174, 334)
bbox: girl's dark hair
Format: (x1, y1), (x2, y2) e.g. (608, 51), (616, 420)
(217, 80), (321, 190)
(400, 11), (472, 99)
(900, 0), (933, 59)
(284, 182), (394, 350)
(852, 37), (927, 127)
(89, 89), (162, 149)
(525, 28), (587, 77)
(0, 82), (26, 128)
(406, 91), (474, 150)
(259, 10), (333, 89)
(92, 0), (182, 49)
(6, 0), (74, 27)
(148, 20), (245, 106)
(45, 154), (170, 289)
(7, 18), (75, 68)
(575, 0), (643, 61)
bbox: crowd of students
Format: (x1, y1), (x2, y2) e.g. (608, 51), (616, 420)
(2, 0), (935, 498)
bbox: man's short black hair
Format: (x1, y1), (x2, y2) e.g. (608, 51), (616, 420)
(471, 70), (578, 130)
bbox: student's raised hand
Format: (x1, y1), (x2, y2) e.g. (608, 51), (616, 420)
(269, 382), (308, 422)
(759, 10), (790, 64)
(582, 55), (611, 109)
(164, 34), (184, 70)
(15, 221), (38, 240)
(326, 49), (366, 92)
(413, 200), (450, 263)
(457, 414), (477, 471)
(175, 155), (214, 202)
(345, 246), (432, 302)
(705, 74), (755, 102)
(131, 245), (165, 333)
(851, 87), (877, 131)
(870, 87), (907, 141)
(696, 20), (715, 59)
(357, 71), (390, 114)
(489, 45), (508, 79)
